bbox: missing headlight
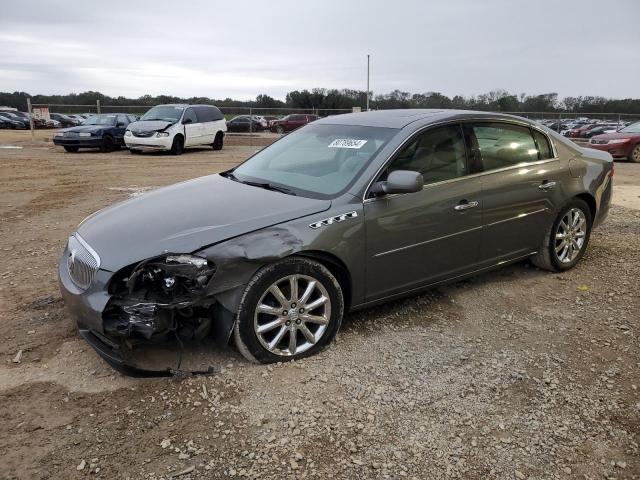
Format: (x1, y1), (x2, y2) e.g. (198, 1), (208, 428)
(104, 254), (216, 340)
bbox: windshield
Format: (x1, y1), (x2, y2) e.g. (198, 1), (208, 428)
(232, 123), (398, 198)
(619, 122), (640, 134)
(82, 115), (117, 126)
(141, 105), (184, 122)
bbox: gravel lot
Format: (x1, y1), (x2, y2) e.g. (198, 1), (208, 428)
(0, 131), (638, 479)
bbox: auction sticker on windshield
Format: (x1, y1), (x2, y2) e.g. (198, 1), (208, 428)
(328, 139), (368, 149)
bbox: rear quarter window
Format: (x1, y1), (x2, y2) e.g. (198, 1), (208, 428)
(194, 106), (224, 122)
(532, 129), (553, 159)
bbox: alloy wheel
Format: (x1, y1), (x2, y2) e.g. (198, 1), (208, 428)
(254, 274), (331, 356)
(632, 145), (640, 163)
(554, 207), (587, 263)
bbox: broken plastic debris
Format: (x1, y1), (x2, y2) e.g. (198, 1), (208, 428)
(166, 254), (208, 267)
(12, 350), (23, 363)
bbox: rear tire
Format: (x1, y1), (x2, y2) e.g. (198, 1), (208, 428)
(212, 132), (224, 150)
(531, 198), (592, 272)
(63, 146), (79, 153)
(170, 135), (184, 155)
(628, 144), (640, 163)
(233, 257), (344, 364)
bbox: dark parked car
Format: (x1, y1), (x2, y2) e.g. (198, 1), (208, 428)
(0, 112), (31, 128)
(588, 121), (640, 162)
(226, 115), (264, 132)
(53, 114), (137, 152)
(0, 112), (28, 129)
(270, 113), (318, 133)
(58, 110), (613, 375)
(50, 112), (80, 127)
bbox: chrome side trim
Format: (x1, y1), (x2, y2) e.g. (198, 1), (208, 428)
(309, 211), (358, 229)
(363, 116), (560, 203)
(373, 225), (483, 258)
(484, 207), (549, 228)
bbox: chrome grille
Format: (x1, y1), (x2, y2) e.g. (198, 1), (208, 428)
(132, 130), (155, 138)
(67, 234), (100, 290)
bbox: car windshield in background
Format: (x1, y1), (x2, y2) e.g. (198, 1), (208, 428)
(82, 115), (117, 126)
(140, 106), (184, 122)
(231, 124), (398, 198)
(619, 122), (640, 133)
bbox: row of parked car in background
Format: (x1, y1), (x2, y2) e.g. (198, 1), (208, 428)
(5, 103), (638, 162)
(535, 117), (640, 162)
(536, 117), (631, 139)
(225, 113), (318, 133)
(0, 108), (97, 129)
(51, 105), (321, 154)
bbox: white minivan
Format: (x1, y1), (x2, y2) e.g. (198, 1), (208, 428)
(124, 104), (227, 155)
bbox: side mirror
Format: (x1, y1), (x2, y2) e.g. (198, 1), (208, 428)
(371, 170), (424, 196)
(182, 118), (192, 124)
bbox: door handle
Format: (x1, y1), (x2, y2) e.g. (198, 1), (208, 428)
(538, 181), (557, 191)
(454, 200), (479, 211)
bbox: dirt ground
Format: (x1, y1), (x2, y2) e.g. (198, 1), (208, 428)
(0, 131), (638, 480)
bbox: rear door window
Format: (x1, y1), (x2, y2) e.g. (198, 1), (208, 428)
(195, 106), (214, 123)
(470, 122), (540, 171)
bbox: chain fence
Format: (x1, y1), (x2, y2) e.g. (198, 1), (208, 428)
(14, 101), (640, 145)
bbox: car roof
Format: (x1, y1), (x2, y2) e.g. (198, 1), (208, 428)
(154, 104), (218, 108)
(314, 109), (532, 129)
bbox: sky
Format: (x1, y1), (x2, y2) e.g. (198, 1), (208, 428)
(1, 0), (639, 101)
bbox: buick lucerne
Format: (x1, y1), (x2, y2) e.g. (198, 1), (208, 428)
(58, 110), (613, 374)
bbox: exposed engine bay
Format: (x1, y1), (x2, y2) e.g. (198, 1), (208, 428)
(103, 254), (217, 344)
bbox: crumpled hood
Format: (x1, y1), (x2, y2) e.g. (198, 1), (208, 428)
(127, 120), (175, 133)
(77, 174), (331, 271)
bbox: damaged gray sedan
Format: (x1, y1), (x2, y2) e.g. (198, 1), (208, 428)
(58, 109), (613, 375)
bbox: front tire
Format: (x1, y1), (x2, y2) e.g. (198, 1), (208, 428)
(63, 146), (79, 152)
(531, 198), (592, 272)
(99, 136), (114, 153)
(276, 125), (284, 134)
(233, 257), (344, 364)
(212, 132), (224, 150)
(628, 144), (640, 163)
(170, 135), (184, 155)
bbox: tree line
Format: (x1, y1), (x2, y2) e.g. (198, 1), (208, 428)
(1, 88), (639, 114)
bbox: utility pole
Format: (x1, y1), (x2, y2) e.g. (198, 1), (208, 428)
(366, 54), (370, 111)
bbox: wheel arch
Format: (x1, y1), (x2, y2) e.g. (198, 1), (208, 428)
(295, 250), (352, 311)
(574, 192), (596, 221)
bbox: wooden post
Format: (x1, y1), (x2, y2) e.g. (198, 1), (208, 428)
(27, 98), (35, 142)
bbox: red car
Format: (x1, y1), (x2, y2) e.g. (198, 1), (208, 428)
(565, 124), (596, 138)
(588, 121), (640, 162)
(270, 114), (318, 133)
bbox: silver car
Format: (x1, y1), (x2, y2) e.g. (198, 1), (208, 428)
(58, 109), (613, 375)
